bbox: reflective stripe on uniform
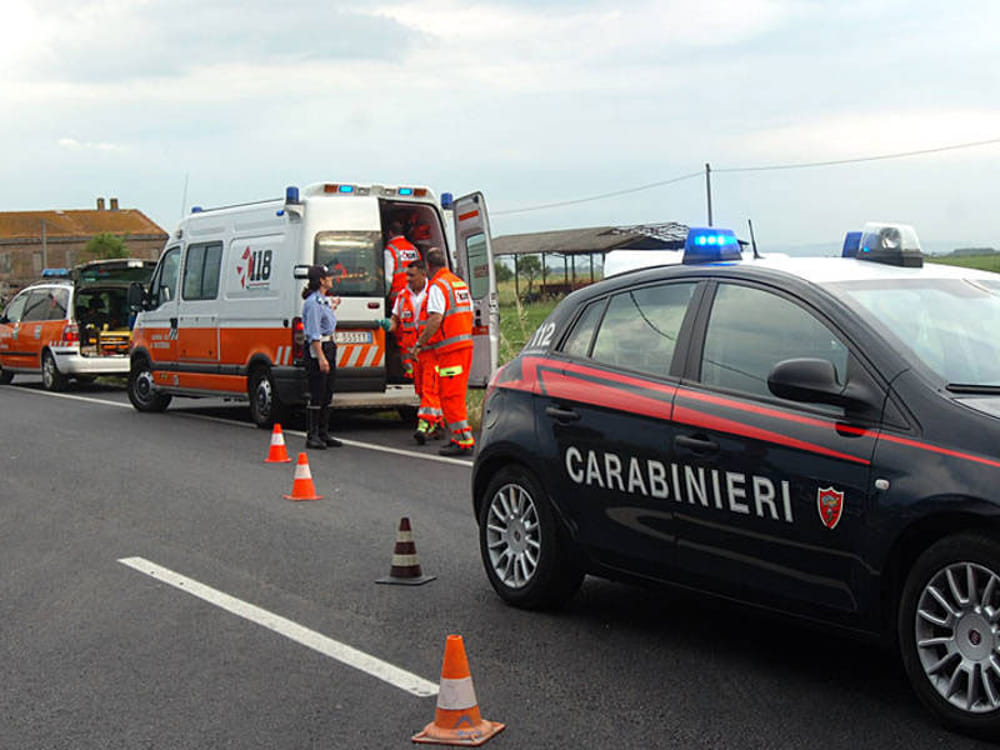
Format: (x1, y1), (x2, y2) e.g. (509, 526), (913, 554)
(438, 364), (464, 377)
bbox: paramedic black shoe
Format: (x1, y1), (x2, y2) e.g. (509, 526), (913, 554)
(439, 442), (474, 457)
(413, 419), (430, 445)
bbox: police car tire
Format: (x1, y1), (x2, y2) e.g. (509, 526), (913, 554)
(41, 350), (68, 392)
(0, 368), (12, 385)
(248, 367), (285, 429)
(478, 466), (583, 611)
(127, 359), (171, 413)
(898, 532), (1000, 739)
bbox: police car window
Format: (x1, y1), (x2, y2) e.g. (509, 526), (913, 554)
(182, 242), (223, 301)
(3, 292), (28, 323)
(701, 284), (848, 402)
(152, 247), (180, 308)
(315, 231), (381, 297)
(590, 283), (694, 376)
(21, 290), (52, 322)
(561, 299), (605, 358)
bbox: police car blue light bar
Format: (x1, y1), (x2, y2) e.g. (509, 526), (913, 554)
(842, 231), (862, 258)
(41, 268), (69, 277)
(683, 227), (741, 264)
(857, 222), (923, 268)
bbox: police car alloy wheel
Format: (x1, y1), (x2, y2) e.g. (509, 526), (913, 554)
(478, 467), (583, 610)
(899, 533), (1000, 737)
(127, 358), (171, 413)
(41, 350), (67, 392)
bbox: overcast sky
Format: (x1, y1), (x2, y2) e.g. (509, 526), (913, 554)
(2, 0), (998, 253)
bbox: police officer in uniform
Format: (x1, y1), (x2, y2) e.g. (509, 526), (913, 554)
(302, 265), (343, 449)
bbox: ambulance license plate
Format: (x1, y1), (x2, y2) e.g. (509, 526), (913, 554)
(335, 331), (373, 345)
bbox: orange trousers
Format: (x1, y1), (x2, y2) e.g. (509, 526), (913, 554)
(436, 346), (474, 448)
(415, 349), (443, 427)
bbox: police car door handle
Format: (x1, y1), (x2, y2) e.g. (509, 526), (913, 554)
(545, 405), (580, 422)
(674, 434), (719, 454)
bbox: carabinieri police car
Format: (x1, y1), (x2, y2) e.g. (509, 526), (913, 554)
(473, 222), (1000, 739)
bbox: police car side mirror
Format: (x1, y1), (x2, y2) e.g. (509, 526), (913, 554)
(767, 358), (874, 410)
(126, 282), (148, 312)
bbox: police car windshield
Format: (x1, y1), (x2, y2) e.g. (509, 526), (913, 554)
(314, 230), (381, 297)
(829, 278), (1000, 387)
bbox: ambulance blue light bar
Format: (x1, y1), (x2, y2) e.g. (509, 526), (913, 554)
(683, 227), (741, 264)
(441, 192), (454, 209)
(399, 188), (413, 196)
(42, 268), (69, 277)
(285, 186), (300, 203)
(842, 232), (862, 258)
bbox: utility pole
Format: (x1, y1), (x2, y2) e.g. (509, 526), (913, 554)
(705, 163), (713, 227)
(41, 219), (48, 269)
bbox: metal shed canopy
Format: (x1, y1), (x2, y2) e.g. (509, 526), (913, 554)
(492, 222), (690, 257)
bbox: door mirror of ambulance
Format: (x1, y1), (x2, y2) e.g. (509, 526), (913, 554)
(127, 282), (148, 312)
(293, 264), (311, 280)
(767, 358), (874, 411)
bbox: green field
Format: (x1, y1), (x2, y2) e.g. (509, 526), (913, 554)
(927, 254), (1000, 273)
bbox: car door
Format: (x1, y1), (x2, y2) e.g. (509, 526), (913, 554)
(672, 279), (881, 618)
(0, 290), (31, 371)
(534, 280), (700, 579)
(176, 241), (222, 379)
(18, 288), (57, 372)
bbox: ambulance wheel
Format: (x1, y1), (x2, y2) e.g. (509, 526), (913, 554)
(127, 358), (171, 412)
(248, 367), (285, 429)
(478, 465), (583, 610)
(0, 368), (12, 385)
(41, 350), (68, 392)
(898, 532), (1000, 739)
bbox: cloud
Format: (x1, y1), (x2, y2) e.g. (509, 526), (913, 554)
(57, 137), (126, 152)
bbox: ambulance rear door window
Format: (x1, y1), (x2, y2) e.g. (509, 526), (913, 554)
(314, 231), (382, 297)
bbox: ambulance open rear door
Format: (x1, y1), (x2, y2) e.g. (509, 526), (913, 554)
(451, 192), (498, 387)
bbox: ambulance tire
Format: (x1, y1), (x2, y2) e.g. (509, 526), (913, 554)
(127, 358), (172, 412)
(478, 465), (583, 611)
(898, 532), (1000, 740)
(0, 368), (12, 385)
(41, 350), (68, 392)
(248, 367), (285, 429)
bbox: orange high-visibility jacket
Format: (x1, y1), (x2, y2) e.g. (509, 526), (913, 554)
(427, 268), (474, 354)
(395, 286), (420, 349)
(386, 236), (421, 299)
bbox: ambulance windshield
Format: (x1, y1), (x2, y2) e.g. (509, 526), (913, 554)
(314, 231), (382, 297)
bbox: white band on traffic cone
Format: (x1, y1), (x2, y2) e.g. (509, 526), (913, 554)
(436, 676), (478, 711)
(293, 463), (313, 480)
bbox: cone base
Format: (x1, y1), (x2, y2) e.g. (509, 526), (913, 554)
(376, 574), (437, 586)
(265, 457), (293, 464)
(412, 719), (504, 746)
(282, 493), (323, 501)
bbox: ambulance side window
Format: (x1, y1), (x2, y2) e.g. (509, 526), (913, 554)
(700, 283), (849, 406)
(182, 242), (223, 301)
(151, 247), (181, 308)
(3, 292), (29, 323)
(46, 288), (69, 320)
(21, 290), (52, 322)
(590, 282), (695, 377)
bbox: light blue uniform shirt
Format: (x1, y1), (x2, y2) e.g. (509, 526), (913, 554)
(302, 290), (337, 358)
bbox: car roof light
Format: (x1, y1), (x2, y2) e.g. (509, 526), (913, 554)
(399, 187), (413, 196)
(441, 192), (454, 209)
(285, 186), (300, 203)
(683, 227), (741, 264)
(842, 231), (862, 258)
(339, 184), (354, 194)
(857, 222), (923, 268)
(42, 268), (69, 277)
(191, 206), (203, 213)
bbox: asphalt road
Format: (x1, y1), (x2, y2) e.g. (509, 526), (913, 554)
(0, 379), (995, 749)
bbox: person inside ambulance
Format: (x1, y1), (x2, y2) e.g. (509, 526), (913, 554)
(383, 217), (421, 302)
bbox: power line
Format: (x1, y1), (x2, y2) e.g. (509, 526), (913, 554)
(493, 170), (703, 216)
(716, 136), (1000, 173)
(491, 136), (1000, 216)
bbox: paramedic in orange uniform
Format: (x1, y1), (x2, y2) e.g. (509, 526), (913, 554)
(384, 218), (421, 302)
(413, 248), (474, 456)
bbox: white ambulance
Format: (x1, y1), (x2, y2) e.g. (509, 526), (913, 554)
(127, 182), (499, 427)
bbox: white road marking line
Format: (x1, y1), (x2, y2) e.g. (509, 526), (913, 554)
(13, 387), (473, 467)
(118, 556), (438, 698)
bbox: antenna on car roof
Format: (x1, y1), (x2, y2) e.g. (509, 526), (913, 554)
(747, 218), (761, 260)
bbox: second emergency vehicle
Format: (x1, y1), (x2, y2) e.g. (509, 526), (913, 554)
(127, 183), (498, 427)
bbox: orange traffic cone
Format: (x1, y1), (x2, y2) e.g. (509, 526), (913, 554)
(412, 635), (504, 746)
(376, 517), (436, 586)
(282, 452), (323, 501)
(264, 423), (292, 463)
